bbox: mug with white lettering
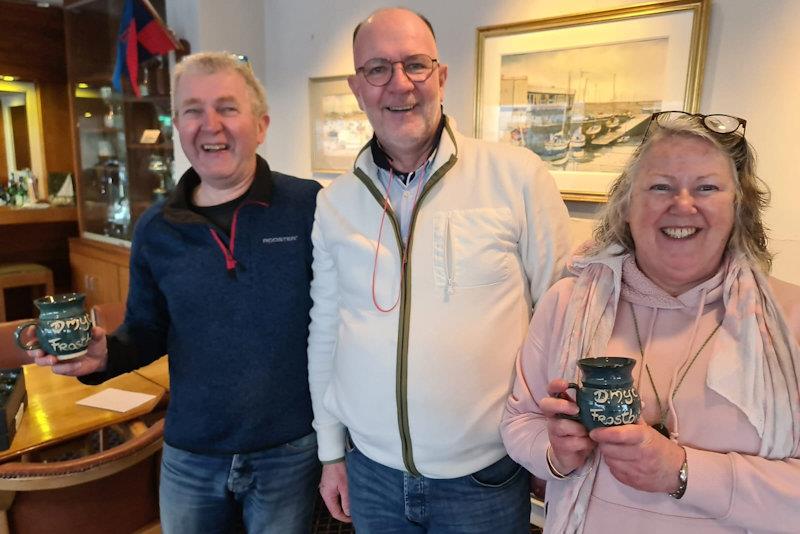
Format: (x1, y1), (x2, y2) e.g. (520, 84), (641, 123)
(558, 357), (641, 431)
(14, 293), (92, 360)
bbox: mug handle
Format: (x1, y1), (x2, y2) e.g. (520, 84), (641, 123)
(14, 321), (41, 351)
(554, 382), (582, 422)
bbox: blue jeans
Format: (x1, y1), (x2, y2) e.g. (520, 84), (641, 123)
(159, 432), (321, 534)
(345, 435), (530, 533)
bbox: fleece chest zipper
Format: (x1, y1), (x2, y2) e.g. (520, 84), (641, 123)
(208, 200), (269, 278)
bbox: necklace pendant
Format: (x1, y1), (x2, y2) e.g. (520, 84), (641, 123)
(653, 422), (670, 438)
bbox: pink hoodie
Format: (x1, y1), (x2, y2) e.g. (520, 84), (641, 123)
(502, 256), (800, 533)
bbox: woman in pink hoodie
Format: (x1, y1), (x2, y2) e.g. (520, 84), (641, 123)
(501, 111), (800, 533)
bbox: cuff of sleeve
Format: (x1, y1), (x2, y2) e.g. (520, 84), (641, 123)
(315, 422), (346, 463)
(77, 334), (133, 385)
(682, 446), (734, 517)
(531, 427), (561, 480)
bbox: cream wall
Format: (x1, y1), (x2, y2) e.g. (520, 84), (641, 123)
(167, 0), (800, 284)
(166, 0), (268, 184)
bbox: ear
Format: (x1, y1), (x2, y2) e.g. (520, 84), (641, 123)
(347, 75), (365, 111)
(256, 114), (270, 144)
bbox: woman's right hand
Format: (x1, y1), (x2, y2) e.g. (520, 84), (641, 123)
(27, 326), (109, 376)
(540, 378), (596, 475)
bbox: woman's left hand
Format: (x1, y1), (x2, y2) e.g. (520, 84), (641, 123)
(590, 419), (686, 493)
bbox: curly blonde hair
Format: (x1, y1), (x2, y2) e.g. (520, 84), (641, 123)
(590, 113), (772, 272)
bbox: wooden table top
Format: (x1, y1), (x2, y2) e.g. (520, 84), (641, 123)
(133, 355), (170, 391)
(0, 361), (168, 462)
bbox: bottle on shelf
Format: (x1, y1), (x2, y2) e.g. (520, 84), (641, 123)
(8, 172), (28, 207)
(4, 175), (16, 206)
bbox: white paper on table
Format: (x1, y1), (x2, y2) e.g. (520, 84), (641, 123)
(76, 388), (156, 413)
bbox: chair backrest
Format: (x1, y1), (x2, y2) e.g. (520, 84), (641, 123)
(0, 418), (164, 534)
(0, 320), (34, 370)
(90, 302), (126, 333)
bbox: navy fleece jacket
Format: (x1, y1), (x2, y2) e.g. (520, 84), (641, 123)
(81, 156), (322, 454)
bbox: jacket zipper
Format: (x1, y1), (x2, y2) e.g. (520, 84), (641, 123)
(208, 200), (269, 278)
(443, 215), (455, 294)
(354, 152), (457, 476)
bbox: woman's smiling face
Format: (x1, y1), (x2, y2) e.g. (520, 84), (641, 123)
(626, 135), (736, 296)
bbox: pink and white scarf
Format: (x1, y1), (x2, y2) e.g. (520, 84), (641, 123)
(546, 246), (800, 533)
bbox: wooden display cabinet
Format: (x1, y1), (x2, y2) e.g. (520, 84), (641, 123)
(69, 237), (129, 310)
(64, 0), (177, 303)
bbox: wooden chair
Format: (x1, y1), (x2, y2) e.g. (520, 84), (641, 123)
(0, 265), (54, 323)
(0, 418), (164, 534)
(0, 320), (33, 370)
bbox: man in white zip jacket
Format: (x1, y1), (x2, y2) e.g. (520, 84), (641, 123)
(308, 7), (571, 533)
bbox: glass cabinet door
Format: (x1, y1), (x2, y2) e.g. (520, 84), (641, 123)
(65, 0), (173, 245)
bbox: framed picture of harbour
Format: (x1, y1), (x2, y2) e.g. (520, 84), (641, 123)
(475, 0), (709, 201)
(309, 75), (373, 174)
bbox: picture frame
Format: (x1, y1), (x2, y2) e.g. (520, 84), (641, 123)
(308, 75), (373, 174)
(475, 0), (709, 202)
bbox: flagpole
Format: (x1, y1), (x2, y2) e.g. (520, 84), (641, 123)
(138, 0), (184, 50)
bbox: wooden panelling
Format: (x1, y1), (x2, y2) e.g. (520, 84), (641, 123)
(38, 81), (74, 174)
(70, 248), (120, 309)
(69, 237), (130, 308)
(0, 111), (6, 184)
(63, 0), (119, 84)
(118, 264), (129, 304)
(0, 2), (66, 83)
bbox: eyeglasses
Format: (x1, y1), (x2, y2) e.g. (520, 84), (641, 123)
(643, 111), (747, 142)
(356, 54), (439, 87)
(231, 53), (253, 73)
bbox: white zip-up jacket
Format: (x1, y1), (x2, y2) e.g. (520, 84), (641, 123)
(308, 119), (570, 478)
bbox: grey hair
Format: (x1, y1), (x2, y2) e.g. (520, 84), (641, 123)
(590, 113), (772, 272)
(172, 51), (268, 119)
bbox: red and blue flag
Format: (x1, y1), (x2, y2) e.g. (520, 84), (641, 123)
(112, 0), (178, 96)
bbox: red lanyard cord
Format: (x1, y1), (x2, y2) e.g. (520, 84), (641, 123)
(371, 167), (427, 312)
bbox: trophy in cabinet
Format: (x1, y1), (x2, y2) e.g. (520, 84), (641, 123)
(148, 154), (172, 201)
(102, 159), (130, 238)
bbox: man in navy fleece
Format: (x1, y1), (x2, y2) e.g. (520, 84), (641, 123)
(29, 52), (321, 534)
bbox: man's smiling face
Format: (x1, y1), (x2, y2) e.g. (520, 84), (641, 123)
(347, 8), (447, 167)
(174, 68), (268, 188)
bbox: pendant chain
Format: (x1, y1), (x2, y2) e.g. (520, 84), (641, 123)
(630, 302), (722, 434)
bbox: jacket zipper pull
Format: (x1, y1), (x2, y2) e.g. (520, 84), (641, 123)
(225, 256), (237, 279)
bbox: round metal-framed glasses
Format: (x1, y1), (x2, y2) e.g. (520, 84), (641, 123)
(356, 54), (439, 87)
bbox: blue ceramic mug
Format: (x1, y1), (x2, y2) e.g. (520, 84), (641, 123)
(559, 357), (641, 431)
(14, 293), (92, 360)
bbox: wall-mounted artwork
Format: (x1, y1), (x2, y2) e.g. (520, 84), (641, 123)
(309, 75), (372, 174)
(475, 0), (709, 201)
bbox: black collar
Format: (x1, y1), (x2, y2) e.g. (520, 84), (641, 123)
(163, 155), (273, 224)
(369, 113), (446, 180)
